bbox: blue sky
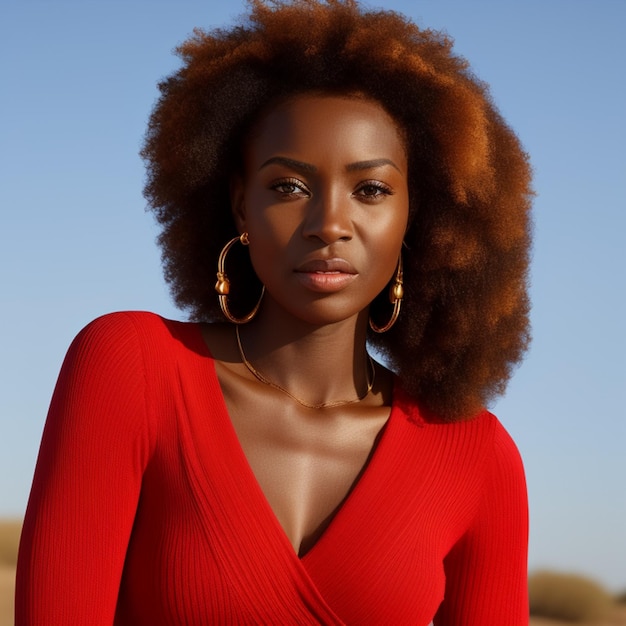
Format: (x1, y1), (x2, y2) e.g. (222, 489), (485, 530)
(1, 0), (625, 591)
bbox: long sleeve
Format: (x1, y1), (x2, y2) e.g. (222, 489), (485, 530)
(434, 422), (529, 625)
(15, 313), (152, 626)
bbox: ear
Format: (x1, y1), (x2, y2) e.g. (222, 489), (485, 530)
(229, 174), (247, 234)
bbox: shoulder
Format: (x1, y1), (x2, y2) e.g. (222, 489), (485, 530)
(75, 310), (177, 341)
(461, 410), (526, 481)
(457, 411), (526, 483)
(62, 311), (209, 380)
(71, 311), (201, 353)
(395, 387), (525, 479)
(451, 409), (527, 497)
(481, 412), (527, 496)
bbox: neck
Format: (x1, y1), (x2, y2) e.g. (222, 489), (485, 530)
(236, 303), (372, 408)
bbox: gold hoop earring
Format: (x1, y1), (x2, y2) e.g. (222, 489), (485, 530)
(369, 255), (403, 333)
(214, 232), (265, 324)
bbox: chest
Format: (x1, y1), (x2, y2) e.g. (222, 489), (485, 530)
(216, 362), (390, 556)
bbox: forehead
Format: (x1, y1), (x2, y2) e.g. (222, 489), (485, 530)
(244, 94), (407, 168)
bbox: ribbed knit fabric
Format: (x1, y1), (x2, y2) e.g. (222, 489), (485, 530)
(16, 312), (529, 625)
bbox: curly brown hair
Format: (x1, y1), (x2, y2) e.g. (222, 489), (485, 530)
(141, 0), (533, 420)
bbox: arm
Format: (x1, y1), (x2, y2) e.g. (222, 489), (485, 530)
(434, 421), (529, 626)
(15, 313), (152, 626)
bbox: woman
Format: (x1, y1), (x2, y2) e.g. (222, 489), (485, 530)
(16, 1), (533, 624)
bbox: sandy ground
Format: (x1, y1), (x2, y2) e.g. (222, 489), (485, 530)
(0, 566), (14, 626)
(530, 606), (626, 626)
(0, 520), (18, 626)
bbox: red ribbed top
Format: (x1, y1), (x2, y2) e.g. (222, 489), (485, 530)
(16, 312), (529, 625)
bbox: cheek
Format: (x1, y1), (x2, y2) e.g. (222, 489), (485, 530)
(368, 204), (408, 251)
(243, 189), (300, 240)
(370, 207), (408, 281)
(244, 212), (296, 283)
(246, 218), (295, 267)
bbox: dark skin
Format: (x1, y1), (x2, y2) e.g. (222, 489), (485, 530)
(202, 94), (409, 557)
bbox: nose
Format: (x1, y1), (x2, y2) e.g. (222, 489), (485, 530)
(300, 189), (353, 244)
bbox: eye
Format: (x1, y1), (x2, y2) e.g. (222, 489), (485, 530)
(270, 177), (311, 199)
(354, 180), (394, 202)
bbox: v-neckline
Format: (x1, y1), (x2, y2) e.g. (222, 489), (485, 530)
(195, 324), (399, 562)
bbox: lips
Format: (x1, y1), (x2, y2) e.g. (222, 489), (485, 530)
(295, 258), (357, 274)
(294, 257), (358, 293)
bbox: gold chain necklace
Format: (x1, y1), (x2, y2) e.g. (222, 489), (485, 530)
(235, 326), (375, 410)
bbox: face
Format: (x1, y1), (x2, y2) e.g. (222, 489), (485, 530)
(232, 94), (409, 327)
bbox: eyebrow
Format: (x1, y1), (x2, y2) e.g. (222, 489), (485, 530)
(345, 158), (401, 173)
(259, 157), (316, 173)
(259, 156), (401, 173)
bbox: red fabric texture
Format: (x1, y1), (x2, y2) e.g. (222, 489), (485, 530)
(16, 312), (529, 625)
